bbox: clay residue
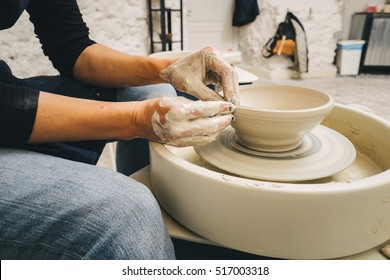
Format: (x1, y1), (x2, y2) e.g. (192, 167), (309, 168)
(349, 125), (361, 135)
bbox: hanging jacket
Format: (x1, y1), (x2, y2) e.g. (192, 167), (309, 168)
(232, 0), (260, 27)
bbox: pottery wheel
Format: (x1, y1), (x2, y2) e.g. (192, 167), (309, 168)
(194, 125), (356, 182)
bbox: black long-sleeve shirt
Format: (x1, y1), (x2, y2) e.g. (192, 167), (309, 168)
(0, 0), (95, 145)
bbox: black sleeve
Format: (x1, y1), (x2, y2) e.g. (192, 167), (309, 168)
(0, 82), (40, 145)
(26, 0), (96, 77)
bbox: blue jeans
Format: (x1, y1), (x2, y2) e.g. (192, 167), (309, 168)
(0, 147), (175, 259)
(0, 62), (177, 259)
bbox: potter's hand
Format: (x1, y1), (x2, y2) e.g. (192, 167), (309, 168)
(160, 46), (240, 105)
(137, 97), (235, 147)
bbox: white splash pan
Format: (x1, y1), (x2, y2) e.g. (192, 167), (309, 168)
(149, 104), (390, 259)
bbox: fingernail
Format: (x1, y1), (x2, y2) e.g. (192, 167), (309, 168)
(228, 104), (236, 112)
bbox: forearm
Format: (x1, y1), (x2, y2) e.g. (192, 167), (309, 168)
(28, 92), (235, 148)
(73, 44), (176, 87)
(28, 92), (139, 143)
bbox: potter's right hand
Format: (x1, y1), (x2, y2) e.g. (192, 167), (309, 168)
(159, 46), (240, 105)
(134, 97), (235, 147)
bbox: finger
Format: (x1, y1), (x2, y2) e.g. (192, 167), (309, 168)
(187, 82), (224, 101)
(154, 125), (227, 147)
(170, 114), (233, 139)
(205, 53), (240, 104)
(222, 74), (240, 105)
(159, 67), (170, 82)
(165, 101), (235, 122)
(217, 65), (239, 104)
(170, 134), (220, 147)
(159, 96), (192, 107)
(184, 101), (235, 119)
(159, 56), (186, 82)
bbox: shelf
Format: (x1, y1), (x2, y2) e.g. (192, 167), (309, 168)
(148, 0), (183, 53)
(152, 41), (183, 44)
(151, 8), (182, 12)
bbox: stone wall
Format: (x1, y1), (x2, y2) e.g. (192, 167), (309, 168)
(1, 0), (151, 78)
(1, 0), (342, 78)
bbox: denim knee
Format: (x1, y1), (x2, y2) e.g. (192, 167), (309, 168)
(81, 178), (175, 260)
(116, 83), (177, 102)
(0, 148), (174, 260)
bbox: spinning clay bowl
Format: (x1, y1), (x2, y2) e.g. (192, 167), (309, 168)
(232, 84), (334, 152)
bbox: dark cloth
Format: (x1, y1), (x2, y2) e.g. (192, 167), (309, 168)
(0, 0), (30, 29)
(26, 0), (96, 77)
(0, 0), (99, 162)
(0, 0), (95, 76)
(232, 0), (260, 27)
(0, 82), (39, 146)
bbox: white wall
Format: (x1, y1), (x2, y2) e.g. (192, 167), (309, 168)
(186, 0), (237, 51)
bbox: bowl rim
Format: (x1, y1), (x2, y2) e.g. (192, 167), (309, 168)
(235, 84), (334, 114)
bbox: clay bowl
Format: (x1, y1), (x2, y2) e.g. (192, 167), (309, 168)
(231, 84), (334, 152)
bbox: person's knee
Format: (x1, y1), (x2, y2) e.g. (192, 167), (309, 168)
(116, 83), (177, 102)
(150, 83), (177, 98)
(0, 149), (174, 259)
(83, 178), (174, 259)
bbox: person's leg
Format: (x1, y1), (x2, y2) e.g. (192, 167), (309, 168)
(0, 147), (175, 259)
(115, 84), (177, 175)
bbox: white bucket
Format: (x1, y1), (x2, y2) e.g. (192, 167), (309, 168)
(336, 40), (365, 75)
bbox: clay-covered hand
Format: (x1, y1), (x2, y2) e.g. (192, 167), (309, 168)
(159, 46), (240, 105)
(135, 97), (235, 147)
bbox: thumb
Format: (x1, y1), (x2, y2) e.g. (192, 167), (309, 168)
(159, 67), (172, 82)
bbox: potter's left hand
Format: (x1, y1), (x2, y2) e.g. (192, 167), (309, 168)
(160, 46), (240, 105)
(150, 97), (235, 147)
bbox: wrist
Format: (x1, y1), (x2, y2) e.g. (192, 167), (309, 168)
(113, 101), (141, 140)
(116, 99), (159, 141)
(148, 57), (178, 83)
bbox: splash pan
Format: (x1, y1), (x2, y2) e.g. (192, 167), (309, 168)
(149, 104), (390, 259)
(194, 125), (356, 182)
